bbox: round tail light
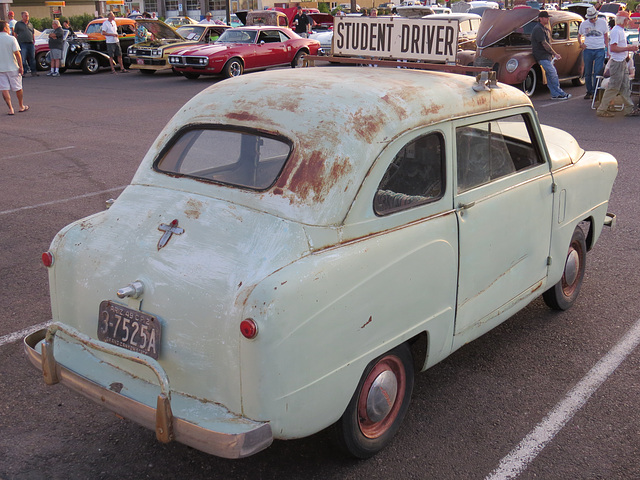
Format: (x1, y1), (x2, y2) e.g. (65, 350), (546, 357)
(42, 252), (54, 267)
(240, 318), (258, 339)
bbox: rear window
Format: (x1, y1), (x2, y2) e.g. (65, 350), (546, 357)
(155, 128), (292, 190)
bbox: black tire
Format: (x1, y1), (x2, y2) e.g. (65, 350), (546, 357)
(543, 226), (587, 311)
(36, 52), (49, 71)
(223, 58), (243, 78)
(81, 55), (100, 75)
(139, 69), (155, 75)
(334, 343), (414, 459)
(291, 49), (307, 68)
(183, 72), (200, 80)
(522, 67), (537, 96)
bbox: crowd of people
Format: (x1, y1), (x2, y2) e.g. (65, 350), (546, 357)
(527, 6), (639, 117)
(3, 4), (640, 116)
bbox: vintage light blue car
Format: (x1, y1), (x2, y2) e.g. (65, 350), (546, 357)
(26, 66), (617, 459)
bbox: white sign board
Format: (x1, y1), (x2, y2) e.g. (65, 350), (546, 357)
(332, 17), (459, 63)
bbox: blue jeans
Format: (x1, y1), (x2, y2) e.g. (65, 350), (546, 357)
(539, 59), (567, 98)
(583, 48), (605, 95)
(19, 42), (36, 73)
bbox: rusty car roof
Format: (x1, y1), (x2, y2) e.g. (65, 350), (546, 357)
(133, 67), (532, 227)
(476, 9), (583, 49)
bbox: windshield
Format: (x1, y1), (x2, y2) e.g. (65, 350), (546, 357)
(218, 29), (258, 44)
(176, 25), (205, 40)
(155, 128), (292, 190)
(85, 23), (103, 35)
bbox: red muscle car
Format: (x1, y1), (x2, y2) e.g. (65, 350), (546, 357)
(168, 26), (322, 79)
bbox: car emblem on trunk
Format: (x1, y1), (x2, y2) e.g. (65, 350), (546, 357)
(157, 219), (184, 250)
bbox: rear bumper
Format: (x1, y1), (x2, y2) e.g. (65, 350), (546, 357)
(24, 325), (272, 459)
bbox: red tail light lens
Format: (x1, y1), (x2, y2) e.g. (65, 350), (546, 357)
(42, 252), (54, 267)
(240, 318), (258, 339)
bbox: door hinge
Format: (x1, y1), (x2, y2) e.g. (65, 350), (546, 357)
(547, 256), (552, 266)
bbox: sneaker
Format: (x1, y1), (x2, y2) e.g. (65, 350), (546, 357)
(52, 72), (60, 77)
(625, 107), (640, 117)
(551, 93), (571, 100)
(46, 71), (54, 76)
(597, 111), (615, 117)
(584, 93), (593, 100)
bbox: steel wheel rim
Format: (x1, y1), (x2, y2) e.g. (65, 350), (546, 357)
(230, 62), (241, 76)
(562, 243), (581, 296)
(357, 355), (405, 439)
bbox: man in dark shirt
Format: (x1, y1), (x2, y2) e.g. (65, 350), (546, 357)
(531, 11), (570, 99)
(13, 11), (37, 76)
(47, 19), (64, 76)
(293, 6), (312, 38)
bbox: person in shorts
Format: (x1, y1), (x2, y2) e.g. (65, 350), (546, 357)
(0, 20), (28, 115)
(47, 19), (64, 77)
(101, 12), (127, 73)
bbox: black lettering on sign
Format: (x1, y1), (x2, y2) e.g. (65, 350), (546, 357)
(336, 22), (345, 49)
(401, 24), (409, 53)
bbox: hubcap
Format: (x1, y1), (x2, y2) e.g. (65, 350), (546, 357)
(366, 370), (398, 423)
(564, 248), (580, 286)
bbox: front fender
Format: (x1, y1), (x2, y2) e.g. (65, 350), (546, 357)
(499, 53), (537, 85)
(72, 50), (111, 67)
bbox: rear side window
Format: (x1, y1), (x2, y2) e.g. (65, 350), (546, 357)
(155, 128), (292, 190)
(375, 132), (445, 215)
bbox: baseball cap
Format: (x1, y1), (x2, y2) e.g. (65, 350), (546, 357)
(8, 10), (14, 15)
(616, 10), (630, 19)
(586, 7), (597, 19)
(538, 10), (550, 18)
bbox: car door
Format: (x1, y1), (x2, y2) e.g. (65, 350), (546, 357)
(453, 110), (553, 345)
(253, 30), (292, 68)
(550, 19), (580, 76)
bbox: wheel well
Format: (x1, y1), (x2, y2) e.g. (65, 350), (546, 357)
(226, 56), (244, 67)
(408, 331), (428, 373)
(582, 217), (595, 251)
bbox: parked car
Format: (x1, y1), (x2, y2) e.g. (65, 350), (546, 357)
(168, 26), (321, 79)
(26, 63), (617, 460)
(60, 16), (138, 73)
(458, 9), (584, 96)
(164, 16), (198, 27)
(425, 12), (482, 51)
(127, 20), (229, 74)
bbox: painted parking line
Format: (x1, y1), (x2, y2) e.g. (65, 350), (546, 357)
(0, 186), (126, 216)
(1, 146), (76, 160)
(485, 317), (640, 480)
(0, 321), (51, 348)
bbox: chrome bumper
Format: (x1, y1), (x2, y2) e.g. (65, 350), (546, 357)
(604, 212), (616, 229)
(24, 325), (272, 459)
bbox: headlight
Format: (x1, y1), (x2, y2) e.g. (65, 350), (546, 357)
(81, 42), (90, 50)
(127, 46), (133, 54)
(506, 58), (518, 73)
(70, 44), (78, 52)
(153, 49), (161, 56)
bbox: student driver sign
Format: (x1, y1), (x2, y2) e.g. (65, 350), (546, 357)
(332, 17), (459, 63)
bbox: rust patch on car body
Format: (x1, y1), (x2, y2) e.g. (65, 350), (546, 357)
(361, 316), (373, 329)
(224, 111), (263, 123)
(184, 198), (203, 219)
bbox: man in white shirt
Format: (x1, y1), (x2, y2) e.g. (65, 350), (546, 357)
(596, 11), (639, 117)
(101, 12), (127, 73)
(0, 20), (27, 115)
(200, 12), (216, 24)
(578, 6), (609, 100)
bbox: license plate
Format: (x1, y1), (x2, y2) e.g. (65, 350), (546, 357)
(136, 58), (144, 65)
(97, 301), (161, 359)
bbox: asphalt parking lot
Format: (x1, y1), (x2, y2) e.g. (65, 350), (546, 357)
(1, 67), (639, 480)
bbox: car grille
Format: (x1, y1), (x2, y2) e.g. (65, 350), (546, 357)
(132, 48), (153, 56)
(474, 55), (495, 69)
(168, 56), (209, 67)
